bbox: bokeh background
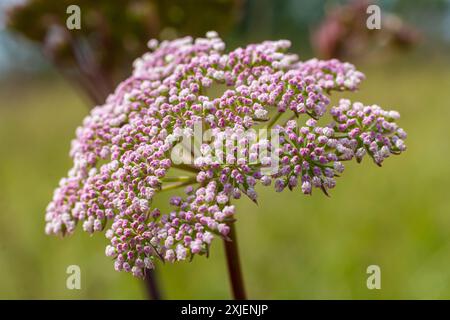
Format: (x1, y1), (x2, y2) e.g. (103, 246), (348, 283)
(0, 0), (450, 299)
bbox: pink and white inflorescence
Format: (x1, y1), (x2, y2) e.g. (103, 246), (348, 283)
(45, 32), (406, 278)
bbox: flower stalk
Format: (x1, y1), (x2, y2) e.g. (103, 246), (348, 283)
(144, 269), (162, 300)
(223, 222), (247, 300)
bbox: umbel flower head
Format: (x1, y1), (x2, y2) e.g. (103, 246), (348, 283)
(45, 32), (407, 278)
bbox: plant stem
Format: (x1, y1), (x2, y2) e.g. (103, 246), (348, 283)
(162, 176), (195, 182)
(144, 269), (162, 300)
(223, 222), (247, 300)
(173, 164), (200, 174)
(161, 178), (197, 192)
(266, 111), (282, 130)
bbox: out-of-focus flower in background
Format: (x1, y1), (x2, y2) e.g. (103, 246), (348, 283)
(311, 0), (421, 60)
(6, 0), (244, 104)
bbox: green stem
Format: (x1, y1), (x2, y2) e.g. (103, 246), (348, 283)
(172, 164), (200, 174)
(266, 112), (283, 130)
(162, 176), (195, 182)
(160, 178), (197, 192)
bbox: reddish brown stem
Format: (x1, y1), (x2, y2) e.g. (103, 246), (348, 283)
(223, 223), (247, 300)
(144, 269), (162, 300)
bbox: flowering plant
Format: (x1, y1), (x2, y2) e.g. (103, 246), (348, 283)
(45, 32), (406, 298)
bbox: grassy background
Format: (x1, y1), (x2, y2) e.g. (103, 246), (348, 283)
(0, 54), (449, 299)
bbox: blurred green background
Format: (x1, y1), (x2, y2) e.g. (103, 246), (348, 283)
(0, 0), (450, 299)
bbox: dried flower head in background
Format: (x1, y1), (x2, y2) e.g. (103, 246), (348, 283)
(7, 0), (242, 104)
(312, 0), (421, 60)
(45, 32), (406, 278)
